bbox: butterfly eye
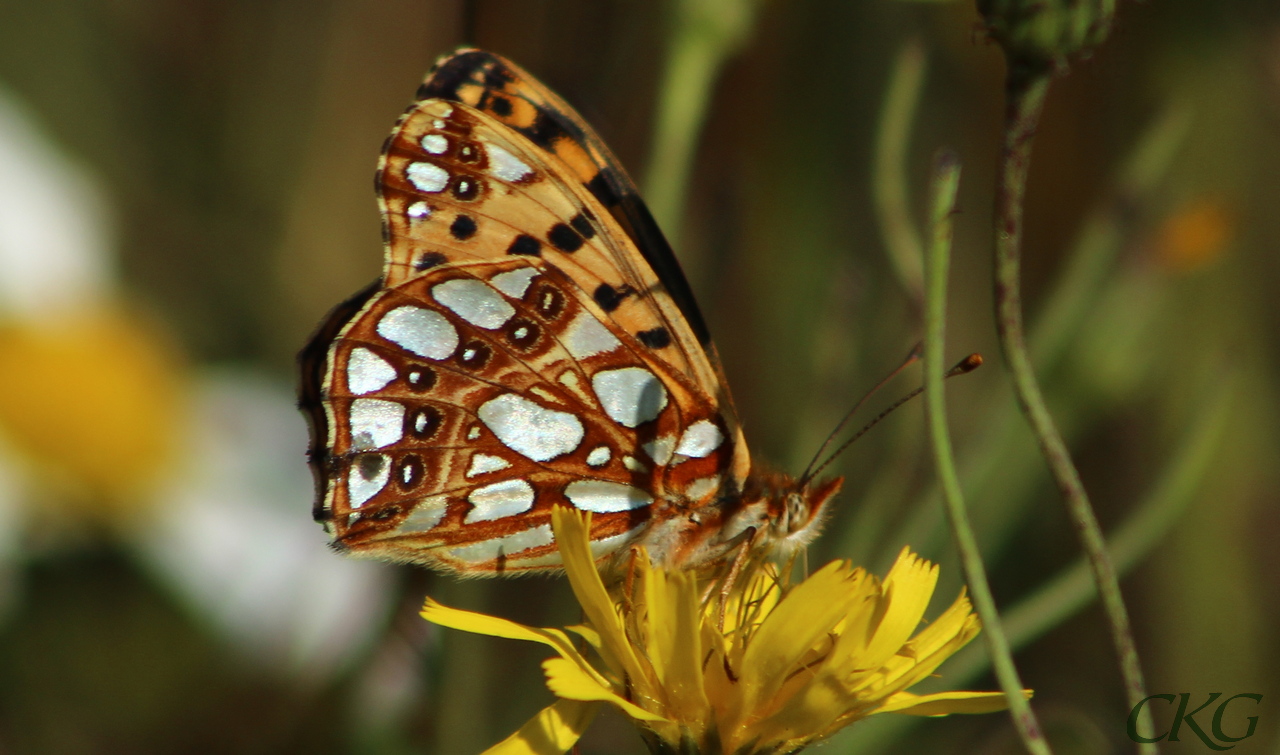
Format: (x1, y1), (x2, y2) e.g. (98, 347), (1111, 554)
(505, 318), (540, 349)
(533, 284), (565, 320)
(407, 406), (443, 440)
(458, 341), (492, 369)
(404, 366), (437, 392)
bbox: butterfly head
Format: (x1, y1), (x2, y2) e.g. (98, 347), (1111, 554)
(752, 474), (844, 560)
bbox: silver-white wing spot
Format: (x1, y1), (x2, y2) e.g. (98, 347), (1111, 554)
(564, 480), (653, 513)
(432, 278), (515, 329)
(564, 311), (621, 360)
(421, 134), (448, 154)
(467, 453), (512, 477)
(674, 420), (725, 458)
(449, 523), (554, 563)
(591, 367), (668, 428)
(347, 347), (397, 395)
(377, 306), (458, 360)
(348, 454), (391, 508)
(395, 496), (448, 533)
(685, 475), (722, 502)
(490, 267), (538, 298)
(350, 398), (405, 450)
(485, 143), (532, 182)
(643, 435), (675, 466)
(585, 446), (611, 467)
(406, 161), (449, 192)
(465, 478), (536, 523)
(478, 393), (585, 462)
(407, 201), (431, 219)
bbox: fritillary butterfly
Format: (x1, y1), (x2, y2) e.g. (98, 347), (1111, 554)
(299, 49), (842, 574)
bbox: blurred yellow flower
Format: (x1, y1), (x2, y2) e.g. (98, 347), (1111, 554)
(0, 306), (185, 516)
(423, 508), (1024, 754)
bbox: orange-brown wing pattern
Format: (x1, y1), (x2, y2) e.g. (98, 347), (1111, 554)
(309, 258), (735, 573)
(300, 54), (749, 573)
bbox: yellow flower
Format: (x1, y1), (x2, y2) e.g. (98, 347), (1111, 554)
(422, 508), (1026, 754)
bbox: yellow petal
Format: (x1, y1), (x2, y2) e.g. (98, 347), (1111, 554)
(642, 562), (709, 720)
(873, 689), (1029, 716)
(736, 561), (861, 720)
(564, 624), (603, 652)
(860, 549), (937, 667)
(481, 699), (600, 755)
(551, 508), (657, 702)
(874, 598), (981, 695)
(421, 598), (611, 688)
(543, 658), (669, 723)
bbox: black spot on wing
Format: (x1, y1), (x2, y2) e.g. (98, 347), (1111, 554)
(569, 212), (595, 240)
(584, 172), (621, 208)
(415, 252), (447, 271)
(507, 235), (542, 256)
(450, 214), (477, 240)
(489, 96), (513, 117)
(548, 223), (584, 252)
(637, 327), (671, 349)
(521, 109), (571, 149)
(593, 282), (634, 312)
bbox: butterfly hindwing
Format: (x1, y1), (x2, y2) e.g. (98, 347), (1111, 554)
(315, 258), (734, 572)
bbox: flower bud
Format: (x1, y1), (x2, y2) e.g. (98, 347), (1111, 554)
(977, 0), (1117, 72)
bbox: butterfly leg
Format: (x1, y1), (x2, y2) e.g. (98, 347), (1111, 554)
(713, 526), (760, 631)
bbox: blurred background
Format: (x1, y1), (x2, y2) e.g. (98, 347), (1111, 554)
(0, 0), (1276, 753)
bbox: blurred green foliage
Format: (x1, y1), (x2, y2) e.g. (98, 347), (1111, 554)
(0, 1), (1277, 753)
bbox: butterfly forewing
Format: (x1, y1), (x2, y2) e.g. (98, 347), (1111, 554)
(304, 53), (749, 573)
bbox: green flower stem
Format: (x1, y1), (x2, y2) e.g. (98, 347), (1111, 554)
(872, 38), (927, 304)
(924, 152), (1052, 755)
(992, 68), (1154, 752)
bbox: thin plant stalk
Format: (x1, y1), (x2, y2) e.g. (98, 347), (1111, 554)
(992, 68), (1154, 752)
(924, 151), (1051, 755)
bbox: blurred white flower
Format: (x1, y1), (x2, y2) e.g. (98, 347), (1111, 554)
(0, 83), (112, 321)
(135, 371), (395, 680)
(0, 83), (395, 679)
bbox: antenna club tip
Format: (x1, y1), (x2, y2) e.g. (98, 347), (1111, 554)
(943, 353), (983, 378)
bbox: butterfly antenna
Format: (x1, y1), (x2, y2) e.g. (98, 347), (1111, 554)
(800, 353), (983, 486)
(799, 343), (923, 484)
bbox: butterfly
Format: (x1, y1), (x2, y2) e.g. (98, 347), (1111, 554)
(299, 49), (842, 575)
